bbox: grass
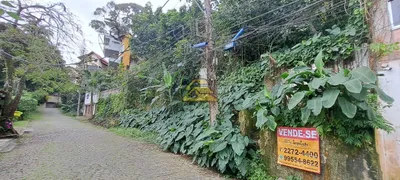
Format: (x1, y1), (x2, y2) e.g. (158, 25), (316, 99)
(24, 110), (43, 121)
(13, 120), (29, 128)
(109, 127), (158, 144)
(13, 110), (43, 128)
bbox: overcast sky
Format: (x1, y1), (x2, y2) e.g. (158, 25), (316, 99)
(34, 0), (186, 63)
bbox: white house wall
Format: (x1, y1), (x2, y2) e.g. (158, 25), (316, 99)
(84, 92), (99, 105)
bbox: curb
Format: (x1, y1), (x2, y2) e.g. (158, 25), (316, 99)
(0, 138), (17, 153)
(0, 128), (33, 153)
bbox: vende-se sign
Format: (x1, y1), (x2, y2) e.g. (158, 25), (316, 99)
(277, 127), (321, 174)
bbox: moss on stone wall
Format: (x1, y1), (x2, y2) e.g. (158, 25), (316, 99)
(258, 130), (381, 180)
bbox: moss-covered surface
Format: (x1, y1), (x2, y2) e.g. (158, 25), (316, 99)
(238, 110), (257, 138)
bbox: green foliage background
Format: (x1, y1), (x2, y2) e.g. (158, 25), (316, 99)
(88, 0), (395, 179)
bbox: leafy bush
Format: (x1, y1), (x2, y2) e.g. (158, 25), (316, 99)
(18, 96), (38, 113)
(24, 90), (48, 105)
(247, 152), (274, 180)
(94, 93), (124, 126)
(120, 103), (255, 177)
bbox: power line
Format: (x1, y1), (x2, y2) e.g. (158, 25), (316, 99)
(219, 0), (308, 33)
(239, 1), (348, 41)
(192, 0), (349, 58)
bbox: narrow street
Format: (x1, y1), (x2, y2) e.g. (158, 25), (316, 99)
(0, 107), (222, 180)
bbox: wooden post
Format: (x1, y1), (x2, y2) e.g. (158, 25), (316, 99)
(76, 91), (81, 116)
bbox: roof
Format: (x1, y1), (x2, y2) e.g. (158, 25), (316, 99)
(77, 51), (108, 66)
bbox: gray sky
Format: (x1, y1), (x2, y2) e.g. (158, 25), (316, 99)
(34, 0), (186, 63)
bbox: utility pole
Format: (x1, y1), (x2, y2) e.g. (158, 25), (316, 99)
(203, 0), (218, 125)
(76, 90), (81, 116)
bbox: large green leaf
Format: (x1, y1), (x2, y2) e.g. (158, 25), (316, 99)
(306, 96), (322, 115)
(356, 102), (368, 110)
(375, 86), (394, 104)
(321, 89), (340, 108)
(351, 67), (376, 84)
(328, 72), (349, 85)
(237, 158), (249, 176)
(367, 106), (376, 120)
(288, 91), (306, 110)
(309, 78), (326, 89)
(271, 106), (280, 116)
(0, 9), (4, 16)
(349, 88), (368, 101)
(301, 107), (311, 124)
(211, 141), (228, 153)
(231, 138), (245, 155)
(343, 79), (362, 93)
(241, 96), (253, 109)
(314, 50), (324, 73)
(196, 128), (218, 141)
(256, 109), (267, 128)
(338, 97), (357, 118)
(265, 115), (277, 131)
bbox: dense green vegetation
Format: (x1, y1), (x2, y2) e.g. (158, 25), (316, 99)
(82, 0), (397, 179)
(0, 1), (80, 135)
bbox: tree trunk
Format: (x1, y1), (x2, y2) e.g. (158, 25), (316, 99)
(3, 58), (14, 112)
(5, 76), (26, 118)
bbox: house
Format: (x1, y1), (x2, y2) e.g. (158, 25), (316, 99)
(77, 51), (109, 71)
(370, 1), (400, 179)
(103, 35), (122, 61)
(120, 34), (133, 70)
(76, 51), (109, 117)
(103, 34), (133, 70)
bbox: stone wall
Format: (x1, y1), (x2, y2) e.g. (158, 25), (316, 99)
(258, 130), (380, 180)
(238, 109), (381, 180)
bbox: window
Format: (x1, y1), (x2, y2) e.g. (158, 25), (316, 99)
(104, 38), (110, 45)
(388, 0), (400, 29)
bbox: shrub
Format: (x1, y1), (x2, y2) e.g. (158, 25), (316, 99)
(18, 96), (38, 113)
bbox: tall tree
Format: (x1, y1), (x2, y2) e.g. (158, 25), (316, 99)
(89, 1), (143, 40)
(0, 1), (81, 135)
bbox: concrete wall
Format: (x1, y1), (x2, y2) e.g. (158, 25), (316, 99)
(100, 89), (120, 99)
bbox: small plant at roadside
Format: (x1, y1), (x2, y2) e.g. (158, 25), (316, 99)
(247, 151), (275, 180)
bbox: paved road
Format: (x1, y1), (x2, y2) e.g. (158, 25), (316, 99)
(377, 59), (400, 180)
(0, 107), (223, 180)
